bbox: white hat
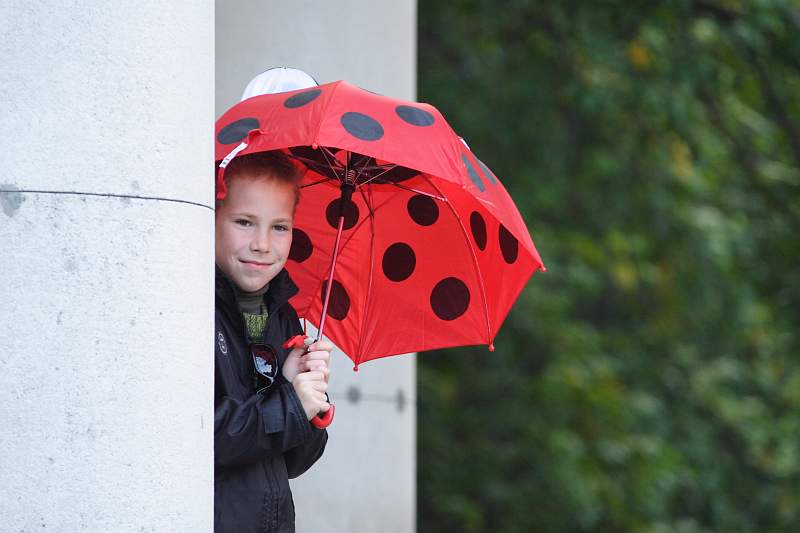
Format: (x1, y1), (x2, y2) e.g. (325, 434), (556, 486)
(240, 67), (319, 101)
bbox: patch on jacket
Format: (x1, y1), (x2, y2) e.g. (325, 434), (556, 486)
(217, 330), (229, 355)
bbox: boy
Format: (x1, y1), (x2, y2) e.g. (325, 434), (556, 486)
(214, 150), (332, 533)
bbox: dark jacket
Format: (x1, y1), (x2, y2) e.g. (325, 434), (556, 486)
(215, 266), (327, 533)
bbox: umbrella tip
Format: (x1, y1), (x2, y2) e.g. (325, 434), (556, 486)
(240, 66), (319, 100)
(488, 343), (495, 352)
(353, 364), (359, 372)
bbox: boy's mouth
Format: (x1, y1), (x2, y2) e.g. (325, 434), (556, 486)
(240, 259), (272, 269)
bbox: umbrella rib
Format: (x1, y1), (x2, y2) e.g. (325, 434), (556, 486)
(352, 152), (372, 184)
(322, 182), (395, 275)
(299, 177), (333, 189)
(357, 183), (377, 219)
(288, 154), (337, 170)
(320, 147), (343, 181)
(422, 175), (493, 347)
(355, 184), (377, 365)
(355, 163), (396, 172)
(357, 164), (399, 187)
(386, 182), (448, 202)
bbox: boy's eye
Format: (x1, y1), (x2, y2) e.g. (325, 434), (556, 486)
(274, 224), (290, 232)
(234, 219), (253, 227)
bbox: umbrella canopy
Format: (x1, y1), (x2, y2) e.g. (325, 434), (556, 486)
(215, 80), (545, 368)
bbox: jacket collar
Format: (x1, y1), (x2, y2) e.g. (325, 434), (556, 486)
(215, 265), (299, 315)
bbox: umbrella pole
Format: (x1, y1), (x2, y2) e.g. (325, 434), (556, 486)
(317, 181), (355, 341)
(308, 181), (354, 429)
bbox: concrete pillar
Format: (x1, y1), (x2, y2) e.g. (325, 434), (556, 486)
(0, 2), (214, 532)
(216, 2), (417, 531)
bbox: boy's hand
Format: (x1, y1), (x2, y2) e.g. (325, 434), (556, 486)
(281, 346), (306, 383)
(302, 340), (332, 383)
(292, 371), (330, 421)
(282, 339), (333, 384)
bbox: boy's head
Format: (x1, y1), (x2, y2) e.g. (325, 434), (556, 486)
(215, 151), (302, 292)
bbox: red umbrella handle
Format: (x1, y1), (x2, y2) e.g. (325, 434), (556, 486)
(283, 335), (335, 428)
(312, 403), (335, 428)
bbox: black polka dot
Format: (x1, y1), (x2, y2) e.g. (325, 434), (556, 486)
(284, 88), (322, 108)
(470, 212), (487, 250)
(288, 228), (313, 263)
(407, 194), (439, 226)
(326, 198), (359, 230)
(476, 158), (497, 185)
(462, 154), (485, 192)
(321, 279), (350, 321)
(341, 112), (384, 141)
(430, 278), (471, 321)
(217, 117), (259, 144)
(396, 105), (435, 126)
(499, 224), (519, 264)
(382, 243), (416, 282)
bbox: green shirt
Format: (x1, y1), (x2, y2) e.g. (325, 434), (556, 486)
(235, 283), (270, 343)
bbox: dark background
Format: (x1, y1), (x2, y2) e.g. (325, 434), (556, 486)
(417, 1), (800, 531)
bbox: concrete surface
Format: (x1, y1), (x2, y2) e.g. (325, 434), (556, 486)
(0, 2), (214, 531)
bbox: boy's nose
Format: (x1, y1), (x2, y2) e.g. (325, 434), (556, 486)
(251, 230), (270, 252)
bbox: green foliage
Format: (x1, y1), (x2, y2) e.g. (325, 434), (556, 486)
(417, 1), (800, 531)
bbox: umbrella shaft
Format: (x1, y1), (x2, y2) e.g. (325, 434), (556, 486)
(317, 213), (346, 342)
(317, 181), (355, 342)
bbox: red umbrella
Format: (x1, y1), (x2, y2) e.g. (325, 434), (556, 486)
(215, 80), (545, 425)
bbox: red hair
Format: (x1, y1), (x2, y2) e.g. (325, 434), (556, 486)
(215, 151), (302, 207)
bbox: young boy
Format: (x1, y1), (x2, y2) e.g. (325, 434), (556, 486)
(214, 150), (332, 533)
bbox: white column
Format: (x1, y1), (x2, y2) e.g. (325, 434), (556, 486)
(0, 2), (215, 532)
(216, 2), (417, 532)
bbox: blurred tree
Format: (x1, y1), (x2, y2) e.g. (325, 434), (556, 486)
(417, 1), (800, 532)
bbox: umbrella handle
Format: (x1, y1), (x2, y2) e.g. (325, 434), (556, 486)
(312, 403), (335, 428)
(283, 335), (335, 429)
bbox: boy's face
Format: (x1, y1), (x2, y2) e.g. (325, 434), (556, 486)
(215, 175), (295, 292)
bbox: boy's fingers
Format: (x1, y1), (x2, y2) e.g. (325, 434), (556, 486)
(297, 374), (327, 392)
(312, 367), (330, 382)
(309, 380), (328, 393)
(304, 359), (328, 372)
(312, 390), (329, 410)
(301, 352), (330, 372)
(289, 346), (306, 357)
(312, 389), (327, 402)
(303, 350), (330, 362)
(295, 370), (325, 382)
(292, 368), (331, 419)
(307, 341), (334, 353)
